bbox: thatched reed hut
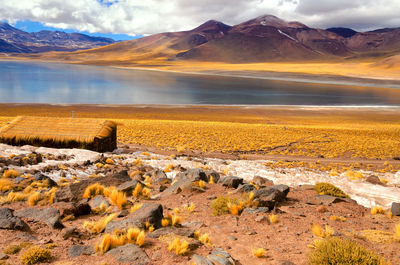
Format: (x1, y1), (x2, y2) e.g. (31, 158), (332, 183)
(0, 116), (117, 152)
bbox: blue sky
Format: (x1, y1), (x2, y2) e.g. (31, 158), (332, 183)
(9, 20), (140, 41)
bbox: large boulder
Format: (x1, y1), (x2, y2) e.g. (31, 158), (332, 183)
(117, 180), (139, 193)
(105, 203), (163, 232)
(391, 202), (400, 216)
(68, 245), (94, 258)
(52, 199), (90, 217)
(205, 170), (221, 183)
(184, 168), (208, 182)
(219, 176), (243, 189)
(253, 185), (290, 208)
(55, 170), (131, 202)
(0, 208), (30, 231)
(14, 207), (64, 229)
(107, 244), (150, 265)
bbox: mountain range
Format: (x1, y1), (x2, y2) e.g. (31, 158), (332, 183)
(2, 15), (400, 63)
(0, 22), (115, 53)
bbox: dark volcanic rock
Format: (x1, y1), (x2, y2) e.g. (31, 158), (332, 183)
(391, 202), (400, 216)
(105, 203), (163, 232)
(68, 245), (94, 258)
(184, 168), (208, 182)
(117, 180), (139, 193)
(366, 175), (384, 185)
(148, 226), (195, 238)
(0, 208), (30, 231)
(34, 174), (57, 187)
(107, 244), (150, 265)
(219, 176), (243, 188)
(236, 184), (256, 193)
(55, 169), (131, 202)
(252, 185), (290, 209)
(14, 207), (64, 229)
(205, 170), (221, 183)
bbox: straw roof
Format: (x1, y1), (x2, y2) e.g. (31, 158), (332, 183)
(0, 116), (116, 144)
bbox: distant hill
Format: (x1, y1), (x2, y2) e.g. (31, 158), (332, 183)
(6, 15), (400, 64)
(0, 22), (115, 53)
(326, 27), (358, 38)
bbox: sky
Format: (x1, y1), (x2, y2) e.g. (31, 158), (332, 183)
(0, 0), (399, 41)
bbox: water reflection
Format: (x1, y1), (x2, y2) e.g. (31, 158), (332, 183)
(1, 61), (400, 105)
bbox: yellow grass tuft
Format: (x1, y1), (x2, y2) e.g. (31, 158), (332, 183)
(105, 158), (114, 165)
(92, 202), (110, 214)
(108, 188), (127, 210)
(395, 223), (400, 239)
(198, 233), (212, 246)
(184, 202), (195, 212)
(3, 169), (20, 178)
(94, 233), (125, 254)
(314, 183), (349, 198)
(209, 176), (215, 184)
(132, 183), (142, 198)
(252, 248), (266, 258)
(311, 224), (334, 238)
(171, 214), (181, 226)
(0, 178), (14, 192)
(27, 191), (41, 206)
(162, 218), (170, 227)
(371, 205), (385, 215)
(168, 237), (189, 255)
(136, 230), (146, 247)
(83, 213), (117, 234)
(141, 187), (151, 198)
(82, 183), (105, 199)
(269, 214), (279, 224)
(130, 203), (143, 213)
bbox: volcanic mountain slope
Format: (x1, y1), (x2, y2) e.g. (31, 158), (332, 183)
(9, 15), (400, 64)
(0, 22), (115, 53)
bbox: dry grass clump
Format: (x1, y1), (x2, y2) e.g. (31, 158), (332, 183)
(211, 196), (241, 216)
(360, 230), (398, 244)
(312, 224), (334, 238)
(3, 244), (22, 254)
(161, 212), (182, 227)
(269, 214), (279, 224)
(83, 213), (117, 234)
(330, 215), (347, 222)
(82, 183), (106, 199)
(308, 237), (389, 265)
(107, 188), (127, 210)
(27, 191), (41, 206)
(92, 202), (111, 215)
(132, 183), (151, 199)
(371, 206), (386, 215)
(94, 227), (146, 253)
(314, 183), (349, 198)
(0, 191), (29, 204)
(130, 203), (143, 213)
(0, 179), (14, 192)
(183, 202), (195, 212)
(198, 233), (212, 246)
(168, 237), (189, 255)
(252, 248), (267, 258)
(395, 223), (400, 239)
(2, 169), (20, 178)
(20, 246), (52, 265)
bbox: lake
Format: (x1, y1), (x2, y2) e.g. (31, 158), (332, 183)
(1, 60), (400, 105)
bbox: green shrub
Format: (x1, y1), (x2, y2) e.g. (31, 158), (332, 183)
(309, 237), (389, 265)
(20, 246), (51, 265)
(314, 182), (349, 198)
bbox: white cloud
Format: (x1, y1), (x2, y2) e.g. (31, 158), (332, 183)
(0, 0), (398, 36)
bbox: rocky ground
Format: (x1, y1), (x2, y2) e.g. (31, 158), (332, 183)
(0, 144), (399, 265)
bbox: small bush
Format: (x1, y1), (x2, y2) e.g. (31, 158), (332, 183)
(211, 196), (241, 216)
(168, 237), (189, 255)
(108, 188), (127, 210)
(20, 246), (51, 265)
(3, 244), (21, 254)
(308, 237), (389, 265)
(27, 191), (41, 206)
(3, 169), (20, 178)
(314, 183), (349, 198)
(198, 233), (212, 246)
(83, 213), (118, 234)
(82, 183), (106, 199)
(253, 248), (266, 258)
(0, 179), (14, 192)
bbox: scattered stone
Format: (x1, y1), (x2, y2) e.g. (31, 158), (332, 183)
(279, 261), (296, 265)
(207, 254), (232, 265)
(391, 202), (400, 216)
(148, 226), (194, 238)
(88, 196), (110, 209)
(235, 184), (256, 193)
(117, 180), (139, 193)
(366, 175), (385, 185)
(14, 207), (64, 229)
(220, 176), (243, 189)
(55, 169), (131, 202)
(151, 169), (169, 183)
(107, 244), (150, 265)
(182, 220), (204, 230)
(314, 195), (345, 205)
(0, 253), (9, 260)
(68, 245), (94, 258)
(62, 227), (77, 240)
(207, 195), (217, 200)
(316, 206), (329, 213)
(252, 176), (274, 187)
(34, 174), (57, 187)
(118, 209), (130, 218)
(243, 207), (270, 214)
(255, 216), (268, 222)
(192, 254), (214, 265)
(0, 208), (30, 231)
(184, 168), (208, 182)
(105, 203), (163, 232)
(227, 235), (238, 241)
(205, 170), (221, 183)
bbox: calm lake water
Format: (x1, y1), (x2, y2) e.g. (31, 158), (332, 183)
(1, 60), (400, 105)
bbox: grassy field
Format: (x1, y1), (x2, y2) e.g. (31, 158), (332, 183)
(1, 105), (400, 165)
